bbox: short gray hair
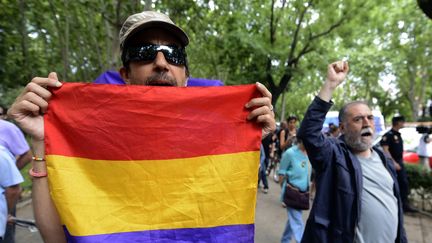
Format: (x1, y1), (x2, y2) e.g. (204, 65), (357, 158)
(338, 101), (369, 123)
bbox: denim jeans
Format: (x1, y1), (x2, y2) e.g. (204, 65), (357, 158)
(0, 205), (15, 243)
(281, 207), (304, 243)
(0, 224), (14, 243)
(258, 167), (269, 189)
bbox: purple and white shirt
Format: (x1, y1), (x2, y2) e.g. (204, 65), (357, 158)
(0, 120), (30, 158)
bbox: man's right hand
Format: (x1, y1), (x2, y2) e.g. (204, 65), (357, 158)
(326, 61), (349, 87)
(318, 61), (349, 102)
(7, 72), (62, 141)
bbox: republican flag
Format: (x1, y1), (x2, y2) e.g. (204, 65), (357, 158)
(44, 83), (262, 242)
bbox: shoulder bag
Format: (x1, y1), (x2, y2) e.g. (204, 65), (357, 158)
(282, 162), (310, 210)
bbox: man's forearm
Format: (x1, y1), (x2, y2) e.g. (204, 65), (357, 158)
(31, 139), (67, 243)
(279, 131), (287, 150)
(381, 146), (394, 161)
(5, 185), (21, 213)
(382, 145), (401, 170)
(32, 177), (67, 243)
(298, 97), (332, 141)
(317, 82), (337, 102)
(297, 97), (334, 172)
(16, 150), (33, 170)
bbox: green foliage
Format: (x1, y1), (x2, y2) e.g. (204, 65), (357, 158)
(0, 0), (143, 87)
(0, 0), (431, 123)
(20, 163), (33, 192)
(406, 163), (432, 211)
(417, 116), (432, 122)
(0, 86), (24, 107)
(406, 163), (432, 192)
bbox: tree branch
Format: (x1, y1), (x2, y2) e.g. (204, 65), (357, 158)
(289, 45), (314, 66)
(310, 1), (368, 41)
(273, 0), (287, 33)
(291, 1), (367, 66)
(270, 0), (276, 45)
(309, 17), (344, 41)
(287, 2), (311, 62)
(266, 58), (276, 92)
(270, 0), (288, 45)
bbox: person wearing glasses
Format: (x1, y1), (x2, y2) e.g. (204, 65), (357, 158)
(7, 11), (276, 242)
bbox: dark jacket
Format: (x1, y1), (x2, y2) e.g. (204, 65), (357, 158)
(298, 97), (407, 243)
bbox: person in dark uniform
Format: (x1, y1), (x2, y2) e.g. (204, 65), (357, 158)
(380, 116), (416, 213)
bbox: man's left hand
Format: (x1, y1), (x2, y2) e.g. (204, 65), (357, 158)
(394, 161), (401, 171)
(245, 82), (276, 138)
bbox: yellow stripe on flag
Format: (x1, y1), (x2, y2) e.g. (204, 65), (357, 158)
(46, 151), (259, 236)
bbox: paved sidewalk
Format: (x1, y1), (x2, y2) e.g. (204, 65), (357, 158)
(15, 198), (42, 243)
(15, 184), (432, 242)
(403, 211), (432, 243)
(254, 179), (432, 243)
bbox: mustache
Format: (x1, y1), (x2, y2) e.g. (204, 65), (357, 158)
(360, 127), (373, 136)
(145, 73), (177, 86)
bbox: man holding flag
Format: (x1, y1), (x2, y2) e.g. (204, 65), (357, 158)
(8, 11), (275, 243)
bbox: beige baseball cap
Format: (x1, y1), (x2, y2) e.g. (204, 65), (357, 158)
(119, 11), (189, 50)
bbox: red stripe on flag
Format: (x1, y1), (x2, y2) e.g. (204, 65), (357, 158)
(45, 83), (261, 160)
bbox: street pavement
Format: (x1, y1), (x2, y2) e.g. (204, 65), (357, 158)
(15, 178), (432, 242)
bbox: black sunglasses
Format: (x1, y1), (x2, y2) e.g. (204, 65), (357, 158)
(122, 44), (187, 66)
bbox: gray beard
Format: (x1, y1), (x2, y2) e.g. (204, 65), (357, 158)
(344, 132), (372, 152)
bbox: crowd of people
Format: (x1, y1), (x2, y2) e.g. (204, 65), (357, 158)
(256, 62), (414, 242)
(1, 9), (430, 243)
(256, 61), (426, 242)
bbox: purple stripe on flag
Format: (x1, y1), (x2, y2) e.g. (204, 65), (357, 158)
(64, 224), (254, 243)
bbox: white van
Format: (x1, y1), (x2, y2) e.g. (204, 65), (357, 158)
(323, 110), (386, 138)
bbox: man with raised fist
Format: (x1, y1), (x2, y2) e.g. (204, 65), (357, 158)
(298, 61), (407, 243)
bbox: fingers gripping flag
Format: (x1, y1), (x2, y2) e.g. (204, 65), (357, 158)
(44, 83), (262, 242)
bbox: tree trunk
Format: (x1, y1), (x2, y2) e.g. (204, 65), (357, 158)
(64, 0), (70, 80)
(85, 5), (104, 71)
(143, 0), (152, 10)
(48, 0), (69, 80)
(19, 0), (29, 80)
(407, 63), (419, 121)
(280, 91), (286, 122)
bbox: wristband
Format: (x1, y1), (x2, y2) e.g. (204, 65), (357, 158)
(29, 168), (48, 178)
(32, 156), (46, 162)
